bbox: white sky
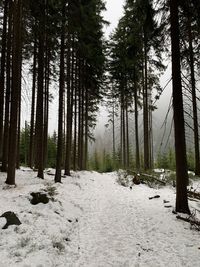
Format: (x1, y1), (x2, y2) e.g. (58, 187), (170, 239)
(103, 0), (125, 38)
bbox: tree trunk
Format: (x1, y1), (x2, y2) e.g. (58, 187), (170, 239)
(29, 37), (37, 168)
(122, 93), (126, 169)
(77, 58), (82, 170)
(43, 49), (50, 168)
(143, 41), (150, 170)
(0, 0), (8, 159)
(55, 0), (65, 183)
(2, 0), (12, 172)
(73, 58), (78, 170)
(16, 67), (22, 170)
(134, 79), (140, 171)
(6, 0), (22, 185)
(65, 35), (71, 176)
(187, 13), (200, 175)
(112, 97), (116, 166)
(125, 99), (129, 169)
(35, 4), (45, 179)
(84, 87), (88, 170)
(170, 0), (190, 214)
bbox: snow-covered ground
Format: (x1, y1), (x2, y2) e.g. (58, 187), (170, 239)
(0, 169), (200, 267)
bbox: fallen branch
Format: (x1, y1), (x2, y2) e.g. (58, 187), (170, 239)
(187, 190), (200, 200)
(176, 215), (200, 231)
(149, 195), (160, 200)
(140, 173), (166, 185)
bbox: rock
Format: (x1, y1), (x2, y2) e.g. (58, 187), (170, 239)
(133, 176), (140, 185)
(30, 192), (49, 205)
(0, 211), (21, 229)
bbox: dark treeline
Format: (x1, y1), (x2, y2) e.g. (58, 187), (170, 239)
(0, 0), (106, 183)
(0, 0), (200, 214)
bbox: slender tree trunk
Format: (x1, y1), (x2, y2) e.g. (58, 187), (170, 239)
(122, 92), (126, 169)
(43, 50), (50, 168)
(65, 35), (71, 176)
(0, 0), (8, 159)
(29, 37), (37, 168)
(187, 14), (200, 175)
(73, 59), (78, 170)
(6, 0), (22, 185)
(126, 99), (129, 169)
(55, 0), (65, 183)
(134, 79), (140, 171)
(143, 41), (150, 170)
(149, 104), (154, 169)
(2, 0), (12, 172)
(120, 103), (123, 167)
(16, 67), (22, 170)
(84, 87), (88, 170)
(77, 58), (82, 170)
(35, 4), (45, 179)
(80, 72), (85, 169)
(112, 98), (116, 166)
(170, 0), (190, 214)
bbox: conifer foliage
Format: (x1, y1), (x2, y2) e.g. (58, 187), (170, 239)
(0, 0), (106, 184)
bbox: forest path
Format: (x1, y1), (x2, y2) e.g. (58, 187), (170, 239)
(71, 172), (200, 267)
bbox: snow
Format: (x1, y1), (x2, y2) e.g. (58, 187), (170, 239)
(0, 169), (200, 266)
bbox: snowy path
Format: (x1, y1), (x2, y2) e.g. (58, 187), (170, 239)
(72, 172), (200, 267)
(0, 170), (200, 266)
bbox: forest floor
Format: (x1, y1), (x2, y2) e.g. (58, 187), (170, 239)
(0, 168), (200, 267)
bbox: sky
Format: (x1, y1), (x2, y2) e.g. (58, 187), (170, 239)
(103, 0), (125, 38)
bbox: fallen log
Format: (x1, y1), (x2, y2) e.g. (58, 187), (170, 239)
(127, 170), (166, 185)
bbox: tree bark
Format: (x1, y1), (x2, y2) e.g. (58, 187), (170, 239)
(187, 13), (200, 175)
(134, 79), (140, 171)
(0, 0), (9, 159)
(29, 37), (37, 168)
(143, 40), (150, 170)
(170, 0), (190, 214)
(2, 0), (12, 172)
(6, 0), (22, 185)
(55, 0), (65, 183)
(64, 35), (71, 176)
(35, 3), (45, 179)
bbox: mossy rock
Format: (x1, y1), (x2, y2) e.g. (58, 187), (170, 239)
(0, 211), (21, 229)
(30, 192), (49, 205)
